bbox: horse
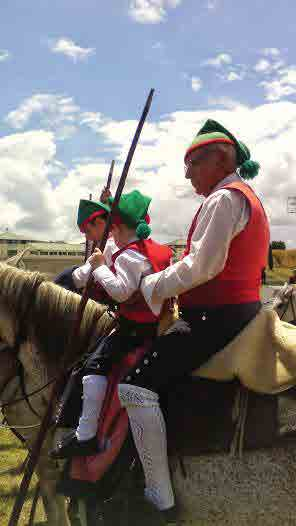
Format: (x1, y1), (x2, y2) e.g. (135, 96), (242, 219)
(1, 263), (296, 525)
(0, 263), (114, 525)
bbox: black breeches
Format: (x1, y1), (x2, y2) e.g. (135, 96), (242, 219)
(122, 302), (261, 392)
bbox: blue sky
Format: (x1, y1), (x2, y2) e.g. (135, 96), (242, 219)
(1, 0), (296, 244)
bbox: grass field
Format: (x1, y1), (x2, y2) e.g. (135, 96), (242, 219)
(0, 429), (45, 525)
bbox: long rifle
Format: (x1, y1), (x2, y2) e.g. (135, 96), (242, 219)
(84, 193), (93, 263)
(8, 88), (154, 526)
(106, 159), (115, 191)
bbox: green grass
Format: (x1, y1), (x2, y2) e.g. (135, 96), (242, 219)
(0, 429), (45, 525)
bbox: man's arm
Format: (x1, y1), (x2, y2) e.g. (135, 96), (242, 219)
(141, 190), (249, 315)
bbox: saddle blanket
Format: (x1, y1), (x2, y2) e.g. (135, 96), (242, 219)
(193, 306), (296, 394)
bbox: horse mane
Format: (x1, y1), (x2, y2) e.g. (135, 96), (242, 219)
(0, 264), (113, 367)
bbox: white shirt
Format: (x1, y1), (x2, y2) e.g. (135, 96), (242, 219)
(72, 237), (118, 289)
(141, 173), (250, 316)
(92, 238), (153, 303)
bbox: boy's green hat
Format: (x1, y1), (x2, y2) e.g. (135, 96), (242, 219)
(77, 199), (110, 233)
(185, 119), (260, 180)
(109, 190), (152, 240)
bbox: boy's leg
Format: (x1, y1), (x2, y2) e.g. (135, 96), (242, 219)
(51, 374), (107, 459)
(76, 374), (107, 441)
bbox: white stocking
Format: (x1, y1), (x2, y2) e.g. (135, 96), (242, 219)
(76, 375), (107, 441)
(118, 383), (175, 511)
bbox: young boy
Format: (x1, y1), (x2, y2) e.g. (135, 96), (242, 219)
(54, 197), (111, 292)
(52, 190), (172, 459)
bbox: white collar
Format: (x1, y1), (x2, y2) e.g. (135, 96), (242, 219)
(211, 172), (242, 193)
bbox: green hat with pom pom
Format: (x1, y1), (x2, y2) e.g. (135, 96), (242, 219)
(109, 190), (152, 240)
(185, 119), (260, 180)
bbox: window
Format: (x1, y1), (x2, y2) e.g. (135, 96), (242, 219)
(7, 250), (17, 256)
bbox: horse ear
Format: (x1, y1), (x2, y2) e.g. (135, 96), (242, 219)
(5, 247), (30, 269)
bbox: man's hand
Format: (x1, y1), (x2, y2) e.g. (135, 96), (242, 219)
(100, 187), (112, 204)
(89, 248), (106, 269)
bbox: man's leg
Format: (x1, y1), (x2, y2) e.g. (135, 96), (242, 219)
(118, 320), (193, 513)
(118, 383), (174, 511)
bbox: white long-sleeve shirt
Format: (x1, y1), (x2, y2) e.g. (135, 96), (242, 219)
(92, 238), (152, 303)
(141, 173), (250, 316)
(72, 237), (118, 289)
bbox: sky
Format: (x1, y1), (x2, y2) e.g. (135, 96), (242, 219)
(1, 0), (296, 245)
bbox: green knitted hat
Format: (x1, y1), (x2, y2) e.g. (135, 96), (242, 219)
(109, 190), (152, 240)
(185, 119), (260, 180)
(77, 199), (110, 233)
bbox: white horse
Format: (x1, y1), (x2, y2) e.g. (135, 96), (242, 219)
(1, 263), (296, 526)
(0, 263), (114, 525)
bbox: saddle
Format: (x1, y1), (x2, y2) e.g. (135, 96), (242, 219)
(193, 306), (296, 394)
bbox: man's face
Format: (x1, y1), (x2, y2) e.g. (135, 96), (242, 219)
(185, 147), (221, 197)
(84, 216), (106, 241)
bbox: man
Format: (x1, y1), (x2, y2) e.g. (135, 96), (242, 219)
(117, 120), (270, 522)
(54, 196), (110, 292)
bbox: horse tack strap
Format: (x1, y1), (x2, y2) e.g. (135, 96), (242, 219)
(17, 361), (42, 420)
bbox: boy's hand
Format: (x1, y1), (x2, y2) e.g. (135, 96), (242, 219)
(100, 187), (112, 204)
(89, 248), (106, 269)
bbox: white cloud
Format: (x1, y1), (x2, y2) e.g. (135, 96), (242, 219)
(49, 38), (95, 62)
(191, 77), (202, 92)
(0, 50), (10, 62)
(226, 71), (244, 82)
(203, 53), (232, 67)
(261, 66), (296, 101)
(128, 0), (182, 24)
(4, 99), (296, 246)
(5, 94), (80, 137)
(262, 47), (281, 57)
(205, 0), (218, 9)
(255, 59), (272, 73)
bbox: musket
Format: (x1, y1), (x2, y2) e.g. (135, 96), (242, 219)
(106, 159), (115, 191)
(84, 159), (115, 262)
(8, 88), (154, 526)
(84, 192), (93, 263)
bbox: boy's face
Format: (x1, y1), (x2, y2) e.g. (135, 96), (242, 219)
(111, 223), (134, 247)
(84, 216), (106, 242)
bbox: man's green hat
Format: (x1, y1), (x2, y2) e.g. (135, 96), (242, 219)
(77, 199), (110, 233)
(184, 119), (260, 180)
(109, 190), (152, 240)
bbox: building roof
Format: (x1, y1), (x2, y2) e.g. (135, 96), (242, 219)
(0, 231), (39, 241)
(29, 242), (83, 252)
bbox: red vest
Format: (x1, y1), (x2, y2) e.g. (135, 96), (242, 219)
(111, 239), (173, 323)
(179, 181), (270, 309)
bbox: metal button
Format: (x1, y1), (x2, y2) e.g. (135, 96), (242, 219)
(97, 364), (101, 368)
(144, 359), (149, 365)
(202, 313), (207, 321)
(152, 352), (158, 358)
(126, 376), (131, 382)
(136, 368), (140, 374)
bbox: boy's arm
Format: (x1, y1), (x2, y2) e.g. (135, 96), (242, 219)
(72, 261), (92, 289)
(92, 250), (151, 303)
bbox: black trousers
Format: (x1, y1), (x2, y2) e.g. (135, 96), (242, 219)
(122, 302), (261, 392)
(54, 265), (79, 292)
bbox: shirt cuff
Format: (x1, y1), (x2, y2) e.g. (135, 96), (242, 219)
(72, 261), (92, 288)
(141, 272), (164, 317)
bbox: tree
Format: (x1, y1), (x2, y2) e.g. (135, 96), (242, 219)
(271, 241), (286, 250)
